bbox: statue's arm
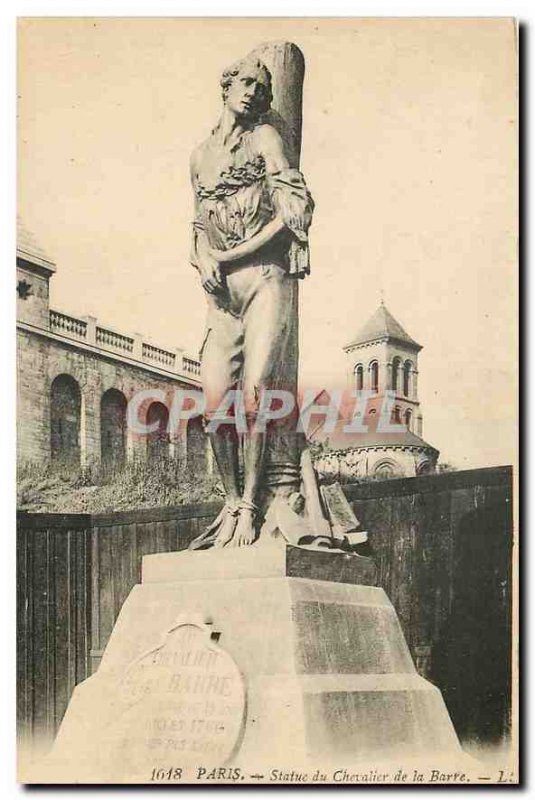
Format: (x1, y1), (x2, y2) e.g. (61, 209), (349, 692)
(190, 148), (223, 294)
(209, 125), (289, 264)
(213, 216), (287, 264)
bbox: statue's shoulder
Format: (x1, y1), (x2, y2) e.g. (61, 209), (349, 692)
(190, 138), (210, 172)
(251, 122), (284, 150)
(250, 123), (289, 170)
(190, 137), (216, 186)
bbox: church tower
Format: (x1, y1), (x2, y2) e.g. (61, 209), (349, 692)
(343, 302), (424, 436)
(310, 302), (438, 479)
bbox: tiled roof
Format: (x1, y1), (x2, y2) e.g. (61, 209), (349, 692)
(345, 303), (421, 351)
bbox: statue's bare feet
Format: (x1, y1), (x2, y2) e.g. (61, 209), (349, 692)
(230, 508), (256, 547)
(213, 505), (239, 548)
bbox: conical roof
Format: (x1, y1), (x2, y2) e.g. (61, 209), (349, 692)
(16, 217), (56, 272)
(344, 303), (421, 351)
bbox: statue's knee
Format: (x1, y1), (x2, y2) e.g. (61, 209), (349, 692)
(203, 409), (238, 434)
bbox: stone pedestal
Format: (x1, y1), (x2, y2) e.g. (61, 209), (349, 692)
(38, 539), (461, 782)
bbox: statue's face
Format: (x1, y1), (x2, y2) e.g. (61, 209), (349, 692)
(225, 65), (270, 120)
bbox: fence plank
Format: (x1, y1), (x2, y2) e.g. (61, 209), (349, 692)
(53, 528), (69, 732)
(16, 523), (30, 745)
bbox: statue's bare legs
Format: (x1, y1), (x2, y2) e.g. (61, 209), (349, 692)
(230, 427), (265, 547)
(204, 423), (264, 548)
(208, 425), (241, 547)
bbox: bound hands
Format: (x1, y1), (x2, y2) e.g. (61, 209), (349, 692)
(199, 251), (223, 295)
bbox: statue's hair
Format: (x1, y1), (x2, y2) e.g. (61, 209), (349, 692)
(220, 56), (273, 116)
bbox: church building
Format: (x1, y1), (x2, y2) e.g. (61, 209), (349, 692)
(311, 303), (439, 480)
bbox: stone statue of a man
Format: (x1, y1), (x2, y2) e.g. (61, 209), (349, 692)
(189, 52), (314, 549)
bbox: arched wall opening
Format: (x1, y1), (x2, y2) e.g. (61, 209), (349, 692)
(392, 357), (401, 392)
(403, 360), (413, 397)
(50, 374), (82, 467)
(355, 363), (364, 392)
(146, 401), (170, 461)
(101, 389), (127, 469)
(187, 416), (208, 476)
(369, 361), (379, 394)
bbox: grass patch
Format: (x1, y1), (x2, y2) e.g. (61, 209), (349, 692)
(17, 456), (223, 513)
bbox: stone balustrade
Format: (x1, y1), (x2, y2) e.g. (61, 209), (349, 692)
(48, 308), (199, 377)
(96, 326), (134, 353)
(182, 356), (201, 377)
(142, 342), (176, 368)
(49, 310), (88, 339)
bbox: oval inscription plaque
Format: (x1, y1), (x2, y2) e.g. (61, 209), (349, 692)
(100, 621), (246, 777)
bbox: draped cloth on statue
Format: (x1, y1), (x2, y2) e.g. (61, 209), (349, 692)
(191, 123), (314, 496)
(191, 124), (313, 277)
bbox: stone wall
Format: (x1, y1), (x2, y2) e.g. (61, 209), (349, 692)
(17, 326), (205, 468)
(17, 329), (51, 463)
(17, 260), (52, 329)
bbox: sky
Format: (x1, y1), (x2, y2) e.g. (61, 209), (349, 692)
(17, 17), (518, 470)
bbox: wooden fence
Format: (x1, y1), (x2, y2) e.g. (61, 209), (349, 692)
(87, 501), (220, 673)
(17, 514), (92, 751)
(17, 465), (514, 753)
(344, 465), (514, 747)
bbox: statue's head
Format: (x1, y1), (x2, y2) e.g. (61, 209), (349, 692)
(220, 56), (273, 121)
